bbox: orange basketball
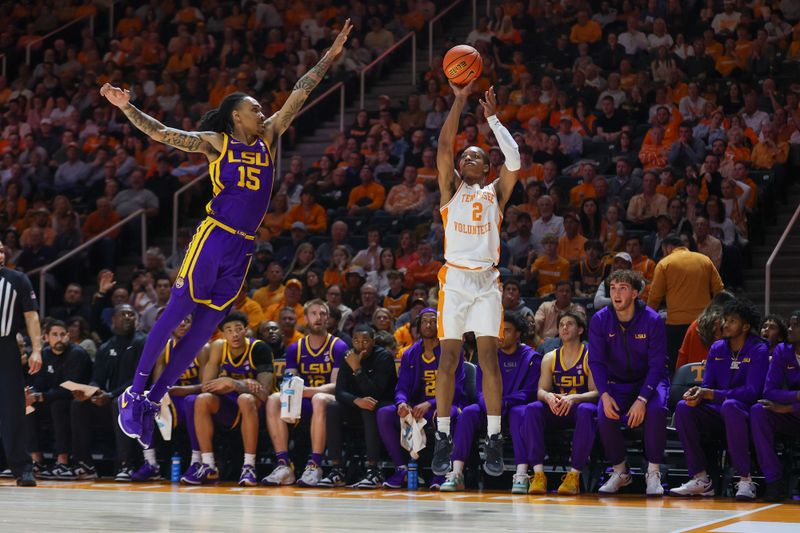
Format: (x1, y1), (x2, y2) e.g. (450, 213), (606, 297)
(443, 45), (483, 86)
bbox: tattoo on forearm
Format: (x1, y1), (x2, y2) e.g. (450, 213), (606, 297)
(122, 103), (204, 152)
(275, 53), (335, 133)
(121, 103), (164, 137)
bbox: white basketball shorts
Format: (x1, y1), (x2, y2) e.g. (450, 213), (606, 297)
(436, 263), (503, 340)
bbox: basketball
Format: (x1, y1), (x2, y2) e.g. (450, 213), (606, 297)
(443, 45), (483, 85)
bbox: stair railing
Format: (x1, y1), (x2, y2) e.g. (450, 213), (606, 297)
(27, 209), (147, 316)
(765, 202), (800, 314)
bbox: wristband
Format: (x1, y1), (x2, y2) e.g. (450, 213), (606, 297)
(636, 395), (648, 404)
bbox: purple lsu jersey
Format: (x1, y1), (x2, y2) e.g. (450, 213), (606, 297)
(552, 344), (591, 395)
(285, 334), (347, 387)
(220, 337), (262, 380)
(207, 133), (275, 236)
(165, 338), (201, 386)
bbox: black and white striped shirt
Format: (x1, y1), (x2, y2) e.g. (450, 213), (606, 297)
(0, 269), (38, 338)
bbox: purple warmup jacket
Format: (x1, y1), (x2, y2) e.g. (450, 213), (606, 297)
(394, 340), (465, 409)
(588, 300), (668, 401)
(476, 344), (542, 411)
(763, 342), (800, 411)
(703, 334), (768, 405)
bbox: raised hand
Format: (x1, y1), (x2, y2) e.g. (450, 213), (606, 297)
(479, 85), (498, 117)
(100, 83), (131, 108)
(98, 271), (116, 294)
(327, 18), (353, 59)
(450, 80), (476, 100)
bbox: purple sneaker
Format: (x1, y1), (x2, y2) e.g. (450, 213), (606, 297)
(179, 463), (202, 484)
(179, 463), (219, 485)
(239, 465), (258, 487)
(136, 397), (161, 449)
(131, 462), (162, 482)
(117, 386), (146, 440)
(382, 467), (408, 489)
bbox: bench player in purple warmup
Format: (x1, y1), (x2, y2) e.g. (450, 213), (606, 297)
(101, 21), (353, 447)
(752, 309), (800, 502)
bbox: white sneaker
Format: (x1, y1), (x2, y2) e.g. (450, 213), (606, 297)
(598, 470), (632, 494)
(261, 464), (296, 486)
(297, 464), (323, 487)
(645, 471), (664, 496)
(735, 480), (757, 501)
(669, 477), (714, 497)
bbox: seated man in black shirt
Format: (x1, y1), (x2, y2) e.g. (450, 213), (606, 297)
(66, 304), (145, 481)
(318, 325), (397, 489)
(25, 320), (92, 479)
(594, 95), (629, 144)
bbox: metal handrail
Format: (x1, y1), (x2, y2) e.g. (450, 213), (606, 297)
(276, 81), (346, 179)
(428, 0), (474, 67)
(359, 31), (417, 109)
(28, 209), (147, 316)
(172, 174), (209, 257)
(26, 13), (95, 66)
(765, 202), (800, 314)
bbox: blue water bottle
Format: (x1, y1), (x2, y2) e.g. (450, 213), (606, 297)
(171, 453), (181, 482)
(407, 461), (418, 490)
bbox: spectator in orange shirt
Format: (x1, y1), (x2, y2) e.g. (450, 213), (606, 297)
(115, 6), (142, 36)
(284, 186), (327, 234)
(625, 234), (656, 297)
(675, 293), (733, 369)
(264, 278), (306, 327)
(385, 165), (426, 217)
(517, 145), (544, 184)
(404, 241), (442, 289)
(570, 9), (602, 44)
(516, 86), (550, 125)
(557, 212), (588, 264)
(518, 181), (543, 222)
(529, 233), (571, 296)
(347, 166), (386, 216)
(416, 147), (438, 185)
(453, 124), (490, 155)
(569, 163), (598, 207)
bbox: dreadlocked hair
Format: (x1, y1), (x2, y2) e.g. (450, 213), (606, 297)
(199, 92), (249, 133)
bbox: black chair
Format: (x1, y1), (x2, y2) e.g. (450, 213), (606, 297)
(669, 362), (705, 411)
(463, 362), (478, 406)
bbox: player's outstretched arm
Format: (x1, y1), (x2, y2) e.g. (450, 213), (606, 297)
(479, 86), (519, 209)
(437, 81), (473, 204)
(262, 19), (353, 146)
(100, 83), (222, 159)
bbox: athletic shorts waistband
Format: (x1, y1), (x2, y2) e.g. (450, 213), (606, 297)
(207, 217), (256, 240)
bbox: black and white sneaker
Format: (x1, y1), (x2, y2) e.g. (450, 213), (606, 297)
(483, 434), (504, 477)
(431, 431), (453, 476)
(50, 463), (75, 481)
(32, 461), (46, 478)
(317, 467), (346, 488)
(354, 468), (384, 490)
(0, 468), (14, 478)
(60, 462), (98, 481)
(115, 466), (134, 482)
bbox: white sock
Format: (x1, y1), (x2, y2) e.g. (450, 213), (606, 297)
(533, 464), (544, 473)
(487, 415), (502, 436)
(201, 452), (216, 469)
(648, 463), (660, 474)
(244, 453), (256, 467)
(452, 461), (464, 475)
(613, 461), (627, 474)
(191, 450), (201, 464)
(516, 464), (528, 475)
(570, 467), (580, 474)
(694, 470), (709, 481)
(437, 416), (451, 436)
(143, 448), (157, 467)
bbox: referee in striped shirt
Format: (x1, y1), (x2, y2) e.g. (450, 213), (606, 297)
(0, 240), (43, 486)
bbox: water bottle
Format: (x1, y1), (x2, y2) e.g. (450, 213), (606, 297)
(171, 453), (181, 482)
(407, 461), (418, 490)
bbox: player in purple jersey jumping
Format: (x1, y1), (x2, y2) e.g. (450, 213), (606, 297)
(100, 20), (353, 448)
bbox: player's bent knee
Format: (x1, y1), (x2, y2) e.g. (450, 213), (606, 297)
(237, 393), (258, 410)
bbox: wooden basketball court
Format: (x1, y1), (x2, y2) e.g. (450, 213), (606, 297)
(1, 480), (796, 532)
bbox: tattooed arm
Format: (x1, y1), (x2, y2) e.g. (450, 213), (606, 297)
(100, 83), (224, 161)
(262, 19), (353, 146)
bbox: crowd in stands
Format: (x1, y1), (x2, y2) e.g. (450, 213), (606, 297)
(2, 0), (800, 494)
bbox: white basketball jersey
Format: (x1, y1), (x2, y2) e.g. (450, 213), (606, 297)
(441, 181), (501, 269)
